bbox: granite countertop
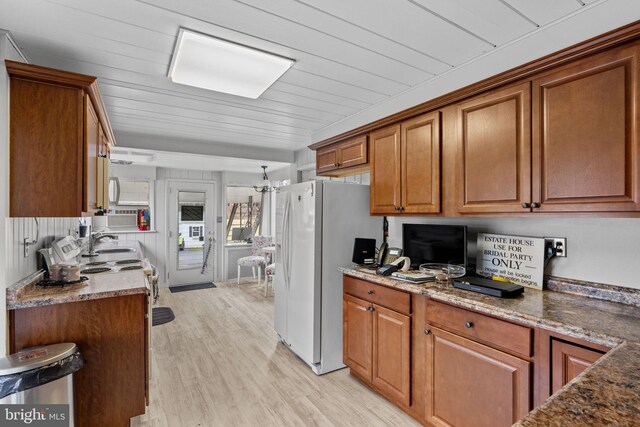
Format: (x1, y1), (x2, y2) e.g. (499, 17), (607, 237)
(7, 240), (150, 310)
(340, 267), (640, 426)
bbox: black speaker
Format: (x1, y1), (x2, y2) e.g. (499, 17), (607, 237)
(352, 238), (377, 265)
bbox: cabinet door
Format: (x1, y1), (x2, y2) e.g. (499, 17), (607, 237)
(401, 111), (441, 214)
(426, 327), (530, 427)
(338, 135), (368, 169)
(532, 45), (640, 211)
(551, 339), (603, 394)
(370, 124), (402, 214)
(343, 294), (372, 380)
(456, 82), (532, 214)
(316, 145), (339, 174)
(84, 95), (100, 213)
(372, 304), (411, 406)
(9, 79), (84, 217)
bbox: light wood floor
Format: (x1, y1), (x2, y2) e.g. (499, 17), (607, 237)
(132, 279), (420, 427)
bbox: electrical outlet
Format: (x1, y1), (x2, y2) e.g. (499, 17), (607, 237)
(544, 237), (567, 257)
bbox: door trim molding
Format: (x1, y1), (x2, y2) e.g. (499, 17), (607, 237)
(165, 179), (217, 284)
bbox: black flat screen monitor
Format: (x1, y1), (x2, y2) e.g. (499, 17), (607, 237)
(402, 224), (467, 269)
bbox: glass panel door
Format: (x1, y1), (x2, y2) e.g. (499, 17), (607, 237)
(178, 191), (206, 270)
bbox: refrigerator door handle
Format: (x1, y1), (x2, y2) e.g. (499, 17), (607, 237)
(282, 196), (291, 290)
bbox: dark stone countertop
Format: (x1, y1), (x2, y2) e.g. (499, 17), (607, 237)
(340, 267), (640, 426)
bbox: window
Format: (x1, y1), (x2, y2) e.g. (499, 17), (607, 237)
(189, 226), (203, 237)
(226, 186), (265, 243)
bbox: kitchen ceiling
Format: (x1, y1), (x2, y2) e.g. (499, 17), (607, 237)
(0, 0), (631, 151)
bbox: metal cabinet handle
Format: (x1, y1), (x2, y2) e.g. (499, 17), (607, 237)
(367, 290), (374, 295)
(424, 329), (431, 335)
(465, 322), (473, 328)
(522, 203), (530, 208)
(366, 306), (375, 312)
(531, 202), (540, 208)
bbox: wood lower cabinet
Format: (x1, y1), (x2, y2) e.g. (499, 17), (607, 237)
(316, 135), (368, 176)
(6, 60), (115, 217)
(343, 294), (373, 380)
(372, 304), (411, 406)
(456, 82), (532, 214)
(343, 277), (412, 409)
(10, 294), (148, 427)
(550, 339), (605, 394)
(532, 44), (640, 212)
(425, 327), (531, 427)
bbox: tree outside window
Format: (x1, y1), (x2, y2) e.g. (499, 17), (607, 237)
(226, 186), (264, 243)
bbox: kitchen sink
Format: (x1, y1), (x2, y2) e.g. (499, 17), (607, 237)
(95, 248), (135, 254)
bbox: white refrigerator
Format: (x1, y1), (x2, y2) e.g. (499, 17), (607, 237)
(274, 180), (380, 375)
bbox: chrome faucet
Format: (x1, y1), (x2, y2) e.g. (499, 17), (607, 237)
(82, 226), (117, 257)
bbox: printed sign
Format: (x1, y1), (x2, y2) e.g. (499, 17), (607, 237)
(476, 233), (545, 289)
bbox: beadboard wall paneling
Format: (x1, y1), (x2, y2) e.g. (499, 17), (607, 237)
(6, 217), (80, 286)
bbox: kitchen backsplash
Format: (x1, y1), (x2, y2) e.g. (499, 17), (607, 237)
(6, 217), (82, 286)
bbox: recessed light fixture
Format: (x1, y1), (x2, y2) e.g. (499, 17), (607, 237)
(168, 28), (295, 99)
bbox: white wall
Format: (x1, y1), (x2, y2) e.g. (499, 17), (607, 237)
(6, 218), (81, 286)
(298, 148), (640, 290)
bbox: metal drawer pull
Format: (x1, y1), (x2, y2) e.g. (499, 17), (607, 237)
(424, 329), (431, 335)
(465, 321), (474, 328)
(367, 290), (374, 294)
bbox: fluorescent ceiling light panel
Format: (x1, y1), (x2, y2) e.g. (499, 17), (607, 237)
(168, 28), (294, 99)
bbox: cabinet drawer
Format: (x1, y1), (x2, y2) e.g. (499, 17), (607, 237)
(344, 276), (411, 315)
(426, 300), (532, 357)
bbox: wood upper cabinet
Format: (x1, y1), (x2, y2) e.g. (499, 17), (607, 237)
(85, 94), (99, 213)
(550, 339), (604, 395)
(401, 111), (441, 214)
(370, 124), (402, 214)
(456, 82), (532, 214)
(372, 304), (411, 406)
(7, 60), (116, 217)
(343, 294), (373, 380)
(532, 45), (640, 212)
(316, 135), (368, 176)
(316, 145), (340, 175)
(425, 326), (531, 427)
(371, 112), (442, 215)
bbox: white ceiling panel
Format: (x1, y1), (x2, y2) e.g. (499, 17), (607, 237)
(298, 0), (492, 65)
(504, 0), (582, 26)
(410, 0), (536, 46)
(0, 0), (625, 155)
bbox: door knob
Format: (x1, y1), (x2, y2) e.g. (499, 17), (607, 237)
(522, 203), (530, 208)
(531, 202), (540, 208)
(424, 329), (431, 335)
(367, 290), (374, 295)
(465, 322), (474, 328)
